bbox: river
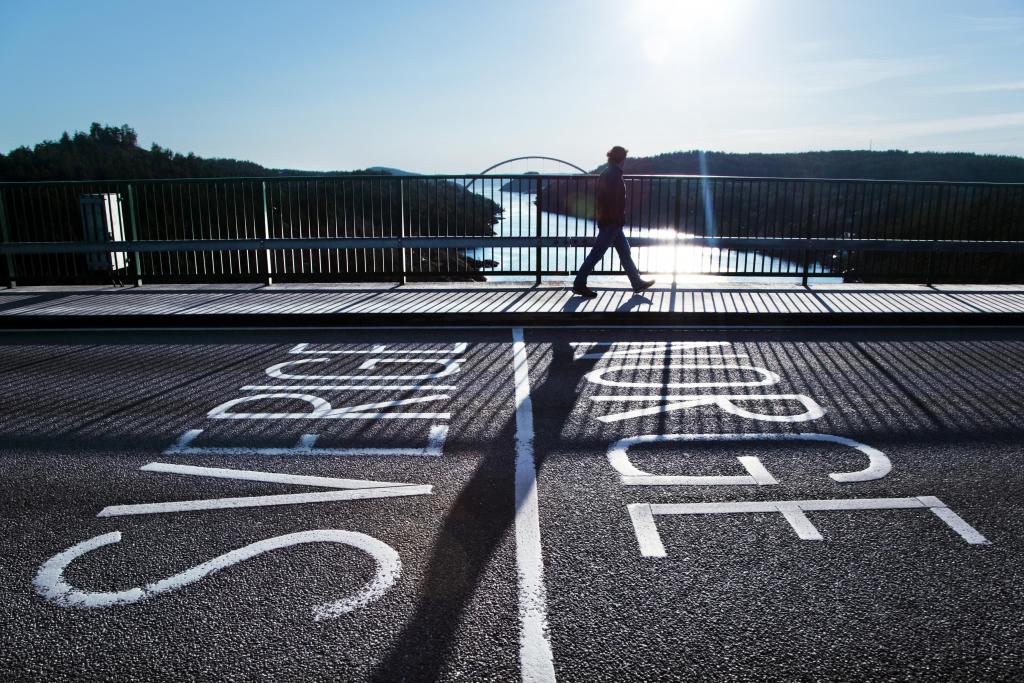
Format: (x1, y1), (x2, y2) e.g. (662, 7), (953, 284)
(466, 181), (840, 283)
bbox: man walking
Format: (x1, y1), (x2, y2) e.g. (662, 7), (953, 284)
(572, 145), (655, 298)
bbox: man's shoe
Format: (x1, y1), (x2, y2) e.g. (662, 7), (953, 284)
(572, 284), (598, 299)
(632, 278), (656, 293)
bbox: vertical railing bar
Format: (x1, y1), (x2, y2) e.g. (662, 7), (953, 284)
(315, 179), (323, 277)
(261, 181), (273, 285)
(360, 176), (367, 277)
(907, 181), (924, 281)
(671, 177), (683, 285)
(535, 176), (543, 284)
(398, 178), (407, 284)
(924, 183), (942, 286)
(213, 182), (223, 276)
(0, 188), (15, 288)
(723, 179), (734, 273)
(126, 184), (142, 286)
(713, 179), (722, 274)
(183, 182), (193, 277)
(488, 176), (495, 275)
(783, 180), (794, 274)
(330, 179), (338, 277)
(201, 182), (211, 277)
(953, 185), (968, 279)
(345, 179), (352, 278)
(243, 181), (252, 277)
(985, 185), (1005, 282)
(230, 180), (239, 275)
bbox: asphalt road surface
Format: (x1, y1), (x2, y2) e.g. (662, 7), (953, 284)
(1, 326), (1022, 681)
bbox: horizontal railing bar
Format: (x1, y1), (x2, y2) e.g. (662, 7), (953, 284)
(4, 237), (1024, 255)
(2, 175), (1022, 187)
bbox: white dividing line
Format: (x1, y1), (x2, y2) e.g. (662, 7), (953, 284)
(511, 327), (557, 683)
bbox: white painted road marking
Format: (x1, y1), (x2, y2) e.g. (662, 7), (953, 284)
(593, 393), (826, 423)
(628, 496), (991, 557)
(241, 384), (456, 391)
(265, 357), (464, 381)
(97, 462), (432, 517)
(206, 393), (450, 420)
(585, 363), (781, 389)
(570, 341), (735, 360)
(289, 342), (468, 355)
(165, 425), (448, 458)
(608, 433), (891, 485)
(34, 529), (400, 620)
(511, 327), (557, 683)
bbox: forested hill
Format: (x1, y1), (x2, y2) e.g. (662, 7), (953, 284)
(0, 124), (275, 181)
(613, 150), (1024, 183)
(0, 123), (390, 181)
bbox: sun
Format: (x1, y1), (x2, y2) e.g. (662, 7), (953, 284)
(632, 0), (748, 63)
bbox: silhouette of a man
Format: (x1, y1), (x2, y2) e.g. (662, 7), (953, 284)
(572, 146), (655, 298)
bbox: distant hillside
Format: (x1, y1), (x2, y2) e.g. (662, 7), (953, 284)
(501, 171), (541, 193)
(609, 149), (1024, 183)
(539, 148), (1024, 284)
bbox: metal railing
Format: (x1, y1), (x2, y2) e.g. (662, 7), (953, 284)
(1, 174), (1022, 287)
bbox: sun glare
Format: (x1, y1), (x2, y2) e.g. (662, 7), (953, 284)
(633, 0), (748, 63)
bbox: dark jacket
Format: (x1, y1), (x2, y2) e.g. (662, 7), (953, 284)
(596, 164), (626, 226)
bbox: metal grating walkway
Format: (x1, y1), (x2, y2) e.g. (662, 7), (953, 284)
(2, 282), (1024, 327)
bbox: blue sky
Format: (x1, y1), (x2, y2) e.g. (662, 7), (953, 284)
(2, 0), (1023, 172)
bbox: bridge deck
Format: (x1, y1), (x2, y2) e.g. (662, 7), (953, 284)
(2, 282), (1024, 327)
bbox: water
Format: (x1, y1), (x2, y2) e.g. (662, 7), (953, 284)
(466, 183), (841, 284)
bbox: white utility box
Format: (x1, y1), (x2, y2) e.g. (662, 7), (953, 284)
(80, 193), (128, 271)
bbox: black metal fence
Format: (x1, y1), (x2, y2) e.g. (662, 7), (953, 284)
(1, 174), (1022, 286)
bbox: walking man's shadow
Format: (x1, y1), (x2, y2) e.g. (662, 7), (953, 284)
(561, 291), (653, 313)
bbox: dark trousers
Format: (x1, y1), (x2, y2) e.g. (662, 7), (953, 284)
(573, 222), (642, 288)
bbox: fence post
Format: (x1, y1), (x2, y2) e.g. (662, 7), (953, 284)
(126, 184), (143, 287)
(672, 178), (683, 289)
(802, 182), (816, 286)
(398, 179), (407, 285)
(535, 177), (543, 285)
(261, 181), (273, 286)
(925, 185), (941, 286)
(0, 189), (14, 288)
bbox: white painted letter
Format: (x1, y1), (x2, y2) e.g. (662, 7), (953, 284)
(208, 394), (450, 420)
(629, 496), (990, 558)
(608, 433), (890, 485)
(594, 394), (826, 423)
(265, 358), (463, 381)
(585, 364), (780, 389)
(34, 529), (401, 620)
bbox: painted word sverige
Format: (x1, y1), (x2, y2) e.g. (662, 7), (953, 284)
(35, 341), (465, 619)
